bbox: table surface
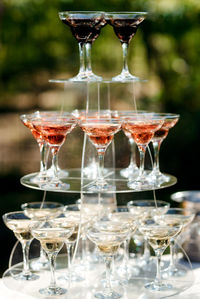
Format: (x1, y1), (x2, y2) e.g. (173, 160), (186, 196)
(1, 259), (200, 299)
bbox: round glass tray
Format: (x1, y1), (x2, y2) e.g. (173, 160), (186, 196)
(20, 168), (177, 194)
(49, 78), (147, 84)
(2, 254), (193, 299)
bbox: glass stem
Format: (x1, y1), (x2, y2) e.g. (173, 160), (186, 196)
(138, 146), (146, 178)
(104, 255), (113, 296)
(169, 239), (176, 269)
(51, 147), (59, 179)
(143, 240), (150, 260)
(155, 250), (163, 285)
(152, 141), (162, 173)
(78, 42), (86, 74)
(129, 138), (136, 168)
(66, 243), (72, 285)
(39, 143), (49, 173)
(22, 241), (31, 275)
(97, 151), (105, 185)
(122, 42), (129, 73)
(85, 43), (92, 73)
(48, 253), (57, 289)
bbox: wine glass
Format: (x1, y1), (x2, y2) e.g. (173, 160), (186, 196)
(32, 114), (76, 189)
(78, 117), (121, 191)
(20, 112), (49, 183)
(150, 113), (180, 184)
(106, 12), (147, 82)
(118, 110), (147, 178)
(59, 11), (106, 81)
(2, 211), (39, 281)
(109, 206), (138, 281)
(54, 213), (84, 282)
(87, 220), (130, 299)
(139, 220), (181, 291)
(127, 200), (170, 269)
(32, 223), (74, 296)
(122, 114), (164, 190)
(155, 208), (195, 278)
(21, 201), (64, 270)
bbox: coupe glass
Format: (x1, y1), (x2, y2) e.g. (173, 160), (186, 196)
(59, 11), (106, 81)
(87, 220), (130, 299)
(122, 114), (164, 190)
(118, 110), (147, 178)
(78, 117), (121, 191)
(150, 113), (180, 183)
(139, 220), (181, 291)
(106, 12), (147, 82)
(2, 211), (39, 281)
(155, 208), (195, 278)
(32, 224), (74, 296)
(32, 114), (76, 189)
(20, 112), (49, 183)
(127, 200), (170, 269)
(109, 206), (138, 281)
(54, 213), (84, 282)
(21, 201), (64, 270)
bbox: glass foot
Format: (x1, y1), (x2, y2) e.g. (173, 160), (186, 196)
(31, 257), (49, 271)
(46, 167), (69, 178)
(111, 71), (143, 83)
(120, 165), (139, 179)
(94, 290), (122, 299)
(41, 179), (70, 191)
(13, 271), (39, 281)
(162, 265), (187, 278)
(88, 181), (116, 192)
(127, 179), (155, 191)
(39, 286), (67, 296)
(145, 280), (172, 291)
(148, 171), (170, 184)
(58, 271), (85, 282)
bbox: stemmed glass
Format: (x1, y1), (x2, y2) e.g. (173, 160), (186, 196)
(32, 223), (74, 296)
(87, 220), (130, 299)
(150, 113), (180, 183)
(127, 200), (170, 269)
(59, 11), (106, 81)
(54, 212), (84, 282)
(21, 201), (64, 270)
(20, 112), (49, 183)
(2, 211), (39, 281)
(106, 12), (147, 82)
(78, 117), (121, 191)
(122, 114), (164, 190)
(32, 113), (76, 189)
(109, 206), (138, 281)
(155, 208), (195, 278)
(139, 220), (181, 291)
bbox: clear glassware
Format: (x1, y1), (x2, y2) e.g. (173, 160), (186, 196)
(122, 114), (164, 190)
(127, 200), (170, 269)
(54, 213), (84, 282)
(32, 224), (74, 296)
(2, 211), (39, 281)
(20, 112), (49, 183)
(78, 117), (121, 191)
(155, 208), (195, 278)
(59, 11), (106, 81)
(139, 220), (181, 291)
(109, 206), (138, 281)
(32, 113), (76, 189)
(87, 220), (130, 299)
(106, 12), (147, 82)
(150, 113), (180, 184)
(21, 201), (64, 270)
(117, 110), (147, 178)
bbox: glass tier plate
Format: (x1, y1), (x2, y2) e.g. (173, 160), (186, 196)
(2, 254), (193, 299)
(20, 168), (177, 194)
(49, 78), (147, 84)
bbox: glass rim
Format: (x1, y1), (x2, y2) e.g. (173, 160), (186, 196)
(153, 112), (180, 118)
(105, 11), (148, 15)
(3, 210), (30, 219)
(127, 199), (170, 207)
(59, 11), (105, 15)
(21, 201), (64, 209)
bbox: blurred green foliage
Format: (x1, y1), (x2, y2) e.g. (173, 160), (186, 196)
(1, 0), (200, 276)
